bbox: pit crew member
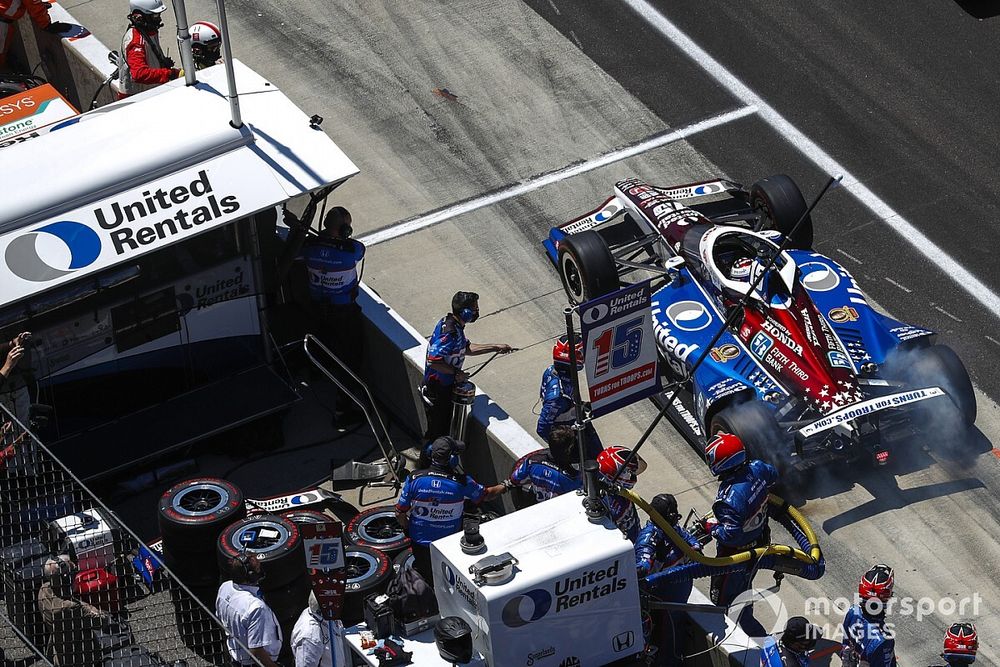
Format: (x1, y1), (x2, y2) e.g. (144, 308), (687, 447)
(761, 616), (822, 667)
(704, 432), (778, 636)
(508, 425), (581, 504)
(421, 291), (512, 442)
(395, 436), (508, 585)
(216, 553), (283, 667)
(537, 335), (603, 459)
(189, 20), (221, 69)
(841, 564), (898, 667)
(597, 445), (644, 542)
(929, 622), (978, 666)
(0, 0), (68, 66)
(119, 0), (181, 97)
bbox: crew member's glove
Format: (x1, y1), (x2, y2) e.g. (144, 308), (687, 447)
(700, 516), (718, 538)
(175, 68), (185, 79)
(501, 479), (515, 491)
(43, 21), (72, 33)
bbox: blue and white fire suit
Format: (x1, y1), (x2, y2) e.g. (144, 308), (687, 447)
(602, 492), (641, 543)
(536, 365), (603, 459)
(301, 238), (365, 306)
(635, 522), (701, 577)
(508, 449), (581, 502)
(760, 639), (809, 667)
(841, 606), (897, 667)
(394, 469), (485, 544)
(709, 460), (777, 612)
(421, 315), (470, 440)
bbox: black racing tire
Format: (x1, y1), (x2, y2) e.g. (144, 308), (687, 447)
(558, 230), (620, 305)
(886, 344), (976, 453)
(343, 545), (392, 625)
(160, 545), (220, 589)
(157, 478), (246, 553)
(750, 174), (813, 250)
(217, 514), (305, 591)
(891, 344), (976, 426)
(345, 507), (410, 556)
(709, 400), (789, 474)
(263, 573), (312, 625)
(392, 547), (415, 575)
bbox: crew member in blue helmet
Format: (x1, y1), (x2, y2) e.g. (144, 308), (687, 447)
(703, 432), (777, 636)
(761, 617), (821, 667)
(536, 335), (603, 459)
(841, 564), (898, 667)
(395, 437), (508, 585)
(508, 426), (581, 504)
(421, 291), (512, 442)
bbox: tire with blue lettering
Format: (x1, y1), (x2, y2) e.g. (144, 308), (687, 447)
(558, 230), (620, 305)
(750, 174), (813, 250)
(217, 514), (305, 590)
(343, 545), (392, 625)
(709, 401), (788, 474)
(157, 478), (246, 553)
(345, 506), (409, 556)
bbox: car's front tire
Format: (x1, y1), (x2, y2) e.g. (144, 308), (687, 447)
(558, 230), (620, 305)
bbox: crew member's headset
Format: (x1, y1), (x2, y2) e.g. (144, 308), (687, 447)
(452, 291), (480, 324)
(232, 551), (265, 586)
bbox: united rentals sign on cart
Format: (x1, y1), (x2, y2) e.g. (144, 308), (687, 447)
(579, 280), (661, 417)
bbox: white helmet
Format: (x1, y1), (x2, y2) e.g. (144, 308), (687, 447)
(129, 0), (166, 14)
(190, 21), (221, 45)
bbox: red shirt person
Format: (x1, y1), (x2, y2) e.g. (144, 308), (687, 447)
(119, 0), (180, 96)
(0, 0), (69, 66)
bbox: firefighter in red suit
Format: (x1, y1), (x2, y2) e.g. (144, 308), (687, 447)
(0, 0), (69, 66)
(118, 0), (180, 96)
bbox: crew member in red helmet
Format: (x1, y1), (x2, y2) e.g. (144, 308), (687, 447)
(841, 563), (898, 667)
(536, 335), (603, 459)
(596, 445), (645, 542)
(930, 622), (978, 667)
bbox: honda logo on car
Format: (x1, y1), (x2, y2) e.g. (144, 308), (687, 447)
(501, 560), (628, 628)
(799, 388), (945, 437)
(761, 320), (803, 355)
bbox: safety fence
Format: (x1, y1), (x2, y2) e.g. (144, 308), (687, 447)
(0, 404), (261, 666)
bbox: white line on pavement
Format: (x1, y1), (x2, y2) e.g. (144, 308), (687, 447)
(359, 105), (757, 246)
(622, 0), (1000, 320)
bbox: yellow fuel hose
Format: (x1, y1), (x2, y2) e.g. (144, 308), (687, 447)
(617, 488), (822, 566)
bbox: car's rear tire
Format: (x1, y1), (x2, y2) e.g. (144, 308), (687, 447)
(750, 175), (813, 250)
(886, 344), (976, 453)
(709, 400), (788, 474)
(345, 507), (410, 556)
(558, 230), (620, 305)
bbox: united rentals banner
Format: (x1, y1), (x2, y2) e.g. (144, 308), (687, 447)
(580, 280), (661, 417)
(0, 153), (286, 308)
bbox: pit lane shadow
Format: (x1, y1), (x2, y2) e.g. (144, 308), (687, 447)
(782, 425), (992, 520)
(954, 0), (1000, 18)
(812, 425), (992, 533)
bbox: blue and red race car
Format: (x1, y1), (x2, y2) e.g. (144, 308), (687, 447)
(545, 175), (976, 474)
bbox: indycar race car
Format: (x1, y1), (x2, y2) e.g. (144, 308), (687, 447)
(544, 175), (976, 473)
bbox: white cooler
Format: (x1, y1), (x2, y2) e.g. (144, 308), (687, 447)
(431, 492), (643, 667)
(49, 508), (120, 571)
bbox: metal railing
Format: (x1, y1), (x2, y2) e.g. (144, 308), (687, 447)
(303, 334), (403, 501)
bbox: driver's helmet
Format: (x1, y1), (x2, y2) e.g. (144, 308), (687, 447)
(190, 21), (222, 68)
(729, 257), (754, 282)
(597, 446), (640, 489)
(553, 335), (584, 372)
(942, 622), (978, 664)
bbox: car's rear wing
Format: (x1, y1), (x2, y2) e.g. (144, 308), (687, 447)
(543, 178), (744, 262)
(796, 387), (945, 438)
